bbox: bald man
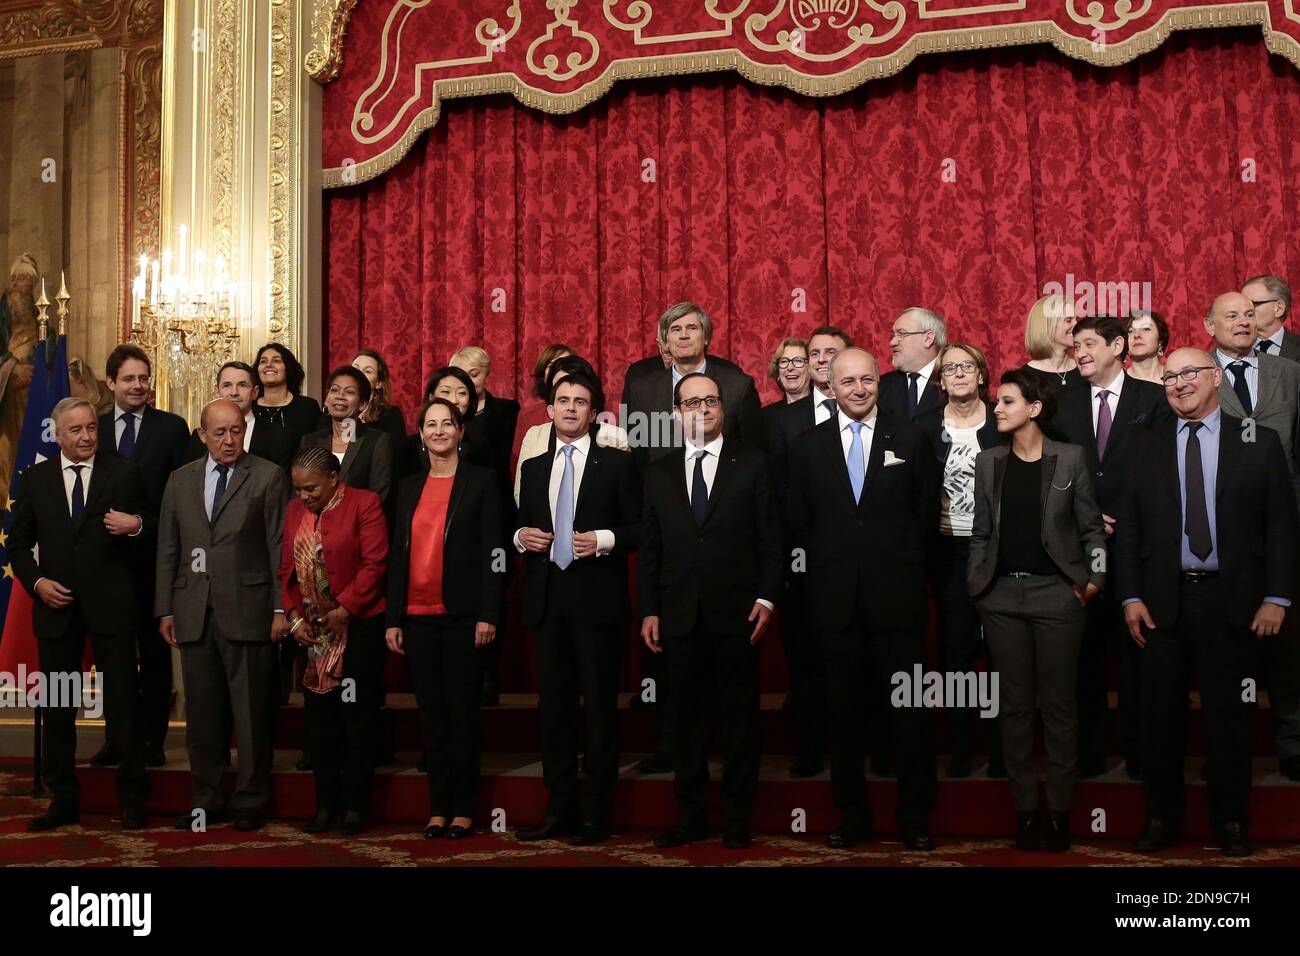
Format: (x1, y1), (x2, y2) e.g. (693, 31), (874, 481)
(1115, 348), (1298, 857)
(156, 398), (290, 832)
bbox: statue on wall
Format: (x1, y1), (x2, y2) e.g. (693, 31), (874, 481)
(0, 253), (40, 505)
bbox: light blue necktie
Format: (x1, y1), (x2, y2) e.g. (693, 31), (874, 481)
(846, 421), (865, 504)
(553, 444), (576, 569)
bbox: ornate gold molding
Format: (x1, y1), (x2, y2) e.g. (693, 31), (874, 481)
(268, 0), (300, 345)
(304, 0), (357, 82)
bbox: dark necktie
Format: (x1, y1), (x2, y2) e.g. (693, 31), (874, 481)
(1228, 361), (1253, 415)
(118, 412), (137, 458)
(1257, 338), (1274, 355)
(1095, 389), (1113, 459)
(1184, 422), (1213, 562)
(211, 463), (229, 523)
(907, 372), (920, 417)
(691, 450), (709, 526)
(69, 464), (85, 522)
(822, 397), (837, 418)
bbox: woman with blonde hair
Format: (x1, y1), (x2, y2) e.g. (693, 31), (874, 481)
(1015, 293), (1081, 397)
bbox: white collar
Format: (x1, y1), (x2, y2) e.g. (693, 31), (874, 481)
(838, 407), (878, 431)
(685, 434), (725, 458)
(555, 431), (592, 459)
(1090, 369), (1125, 396)
(913, 356), (938, 382)
(1217, 348), (1256, 369)
(60, 453), (92, 471)
(115, 404), (143, 421)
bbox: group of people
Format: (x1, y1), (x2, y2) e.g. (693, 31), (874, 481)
(10, 273), (1300, 858)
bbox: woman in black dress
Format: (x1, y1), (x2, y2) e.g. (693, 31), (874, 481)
(1013, 293), (1082, 398)
(254, 343), (323, 459)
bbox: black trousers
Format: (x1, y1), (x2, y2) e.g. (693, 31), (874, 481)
(303, 615), (386, 814)
(1077, 595), (1142, 769)
(1141, 577), (1258, 829)
(929, 534), (1002, 769)
(665, 622), (761, 829)
(134, 581), (172, 750)
(778, 580), (826, 763)
(822, 589), (937, 830)
(535, 572), (621, 824)
(404, 616), (482, 819)
(37, 605), (148, 813)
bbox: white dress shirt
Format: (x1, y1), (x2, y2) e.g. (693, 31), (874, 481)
(813, 389), (837, 425)
(59, 453), (93, 516)
(513, 421), (630, 506)
(683, 434), (773, 611)
(838, 407), (877, 474)
(1090, 369), (1125, 435)
(512, 432), (615, 557)
(243, 410), (256, 452)
(912, 356), (938, 396)
(671, 357), (707, 390)
(113, 406), (144, 451)
(1259, 327), (1287, 355)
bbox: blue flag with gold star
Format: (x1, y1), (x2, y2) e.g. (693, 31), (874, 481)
(0, 330), (68, 667)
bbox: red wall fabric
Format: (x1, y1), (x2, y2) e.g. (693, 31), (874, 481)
(324, 29), (1300, 412)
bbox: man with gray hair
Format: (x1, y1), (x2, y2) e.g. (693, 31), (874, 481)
(879, 307), (947, 430)
(1243, 274), (1300, 362)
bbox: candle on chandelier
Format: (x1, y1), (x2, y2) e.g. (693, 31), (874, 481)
(151, 260), (160, 306)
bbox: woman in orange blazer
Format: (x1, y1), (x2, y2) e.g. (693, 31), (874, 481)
(279, 446), (389, 835)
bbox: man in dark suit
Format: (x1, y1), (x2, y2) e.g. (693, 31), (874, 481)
(789, 347), (939, 850)
(184, 361), (293, 470)
(1116, 348), (1299, 857)
(878, 308), (947, 432)
(1245, 274), (1300, 362)
(620, 300), (764, 774)
(157, 398), (290, 832)
(514, 371), (640, 845)
(1052, 316), (1172, 779)
(9, 397), (151, 830)
(639, 372), (782, 848)
(93, 344), (190, 768)
(765, 325), (853, 778)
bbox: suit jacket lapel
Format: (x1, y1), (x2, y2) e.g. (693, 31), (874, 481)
(1254, 357), (1281, 418)
(991, 451), (1008, 531)
(445, 465), (468, 540)
(212, 456), (251, 527)
(858, 420), (888, 501)
(132, 407), (154, 464)
(574, 440), (600, 519)
(1039, 449), (1059, 519)
(701, 446), (735, 525)
(1216, 416), (1236, 501)
(1104, 377), (1140, 463)
(76, 457), (113, 533)
(1213, 354), (1247, 418)
(339, 433), (362, 483)
(822, 421), (857, 508)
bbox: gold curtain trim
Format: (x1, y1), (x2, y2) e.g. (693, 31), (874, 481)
(322, 2), (1294, 188)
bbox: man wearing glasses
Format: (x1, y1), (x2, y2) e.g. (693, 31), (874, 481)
(879, 307), (948, 431)
(1115, 349), (1298, 856)
(1244, 275), (1300, 362)
(638, 372), (782, 849)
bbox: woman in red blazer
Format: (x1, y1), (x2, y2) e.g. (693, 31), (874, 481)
(279, 446), (389, 835)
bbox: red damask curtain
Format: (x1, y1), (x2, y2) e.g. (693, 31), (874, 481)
(324, 28), (1300, 411)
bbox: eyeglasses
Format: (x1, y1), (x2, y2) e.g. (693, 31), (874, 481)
(890, 329), (928, 341)
(678, 396), (721, 409)
(1160, 366), (1215, 386)
(776, 357), (808, 369)
(941, 361), (977, 376)
(1251, 298), (1280, 308)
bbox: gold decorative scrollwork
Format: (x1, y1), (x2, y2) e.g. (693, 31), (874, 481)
(305, 0), (358, 82)
(603, 0), (752, 43)
(526, 0), (601, 81)
(1066, 0), (1153, 30)
(746, 0), (906, 59)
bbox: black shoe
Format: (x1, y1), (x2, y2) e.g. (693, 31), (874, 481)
(303, 808), (333, 834)
(233, 809), (265, 832)
(788, 756), (825, 778)
(447, 823), (474, 839)
(1280, 756), (1300, 781)
(870, 761), (896, 778)
(902, 827), (934, 851)
(121, 807), (148, 830)
(27, 808), (79, 832)
(653, 820), (708, 848)
(723, 827), (752, 849)
(341, 812), (363, 836)
(986, 759), (1007, 779)
(573, 823), (609, 845)
(946, 759), (973, 779)
(827, 821), (872, 849)
(517, 815), (578, 842)
(1077, 758), (1108, 779)
(423, 822), (448, 839)
(88, 744), (121, 768)
(480, 679), (500, 708)
(1044, 813), (1070, 852)
(173, 809), (226, 830)
(417, 752), (428, 774)
(1016, 812), (1042, 851)
(1216, 822), (1252, 858)
(637, 753), (674, 775)
(1124, 761), (1143, 781)
(295, 753), (311, 772)
(1134, 818), (1179, 853)
(144, 748), (167, 768)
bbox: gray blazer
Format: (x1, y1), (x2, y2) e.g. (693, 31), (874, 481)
(154, 452), (289, 643)
(1213, 351), (1300, 506)
(967, 438), (1106, 598)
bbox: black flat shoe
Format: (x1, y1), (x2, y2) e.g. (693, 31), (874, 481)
(1015, 811), (1041, 851)
(517, 815), (579, 842)
(573, 823), (609, 845)
(295, 753), (311, 772)
(946, 760), (973, 779)
(902, 828), (934, 851)
(27, 809), (79, 832)
(1134, 818), (1179, 853)
(233, 809), (265, 832)
(303, 808), (333, 834)
(788, 757), (825, 779)
(1077, 759), (1108, 779)
(447, 823), (474, 839)
(986, 759), (1007, 779)
(826, 824), (871, 849)
(1216, 822), (1251, 858)
(1044, 813), (1070, 852)
(723, 827), (752, 849)
(423, 822), (448, 839)
(174, 809), (225, 831)
(121, 807), (148, 830)
(88, 744), (120, 768)
(341, 812), (363, 836)
(144, 749), (167, 768)
(653, 820), (708, 848)
(637, 753), (674, 775)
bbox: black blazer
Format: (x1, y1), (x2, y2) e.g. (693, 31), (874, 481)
(9, 453), (152, 639)
(299, 421), (393, 505)
(764, 392), (828, 507)
(98, 405), (190, 511)
(638, 440), (782, 637)
(467, 392), (521, 479)
(387, 461), (505, 627)
(1047, 374), (1172, 513)
(924, 401), (1005, 466)
(1114, 413), (1298, 628)
(788, 413), (937, 631)
(878, 367), (945, 432)
(620, 354), (765, 466)
(186, 418), (295, 472)
(516, 439), (640, 628)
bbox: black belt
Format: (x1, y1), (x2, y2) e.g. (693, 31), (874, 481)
(1181, 569), (1220, 582)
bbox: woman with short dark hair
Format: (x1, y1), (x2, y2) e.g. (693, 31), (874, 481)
(299, 365), (393, 505)
(254, 343), (322, 455)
